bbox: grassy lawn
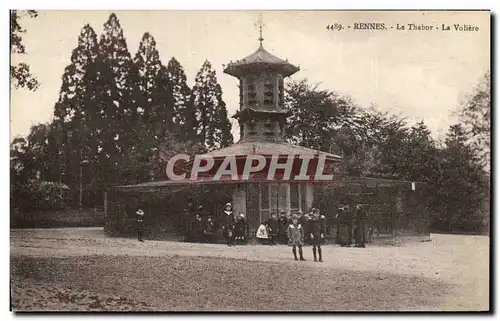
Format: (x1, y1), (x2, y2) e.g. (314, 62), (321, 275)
(10, 229), (490, 311)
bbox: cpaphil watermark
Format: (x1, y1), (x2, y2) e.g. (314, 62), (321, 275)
(166, 154), (335, 182)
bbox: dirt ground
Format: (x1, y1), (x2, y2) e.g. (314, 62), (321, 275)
(10, 228), (490, 311)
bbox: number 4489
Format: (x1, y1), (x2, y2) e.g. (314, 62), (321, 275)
(326, 23), (343, 31)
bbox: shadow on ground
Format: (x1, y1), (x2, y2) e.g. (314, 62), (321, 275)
(11, 255), (452, 311)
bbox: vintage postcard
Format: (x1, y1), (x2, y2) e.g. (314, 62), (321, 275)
(10, 10), (490, 312)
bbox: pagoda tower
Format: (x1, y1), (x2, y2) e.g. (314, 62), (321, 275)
(195, 18), (341, 233)
(223, 31), (299, 144)
(111, 19), (341, 235)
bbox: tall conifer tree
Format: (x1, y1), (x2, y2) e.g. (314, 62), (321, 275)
(191, 60), (233, 150)
(166, 57), (196, 140)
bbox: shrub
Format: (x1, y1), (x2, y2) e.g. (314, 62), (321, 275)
(13, 180), (70, 212)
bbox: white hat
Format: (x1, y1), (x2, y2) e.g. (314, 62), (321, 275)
(136, 209), (144, 215)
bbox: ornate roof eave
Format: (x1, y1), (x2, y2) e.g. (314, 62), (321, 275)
(232, 108), (291, 119)
(223, 44), (300, 78)
(193, 141), (343, 162)
(224, 63), (300, 78)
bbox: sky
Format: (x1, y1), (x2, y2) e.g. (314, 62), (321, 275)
(10, 10), (490, 142)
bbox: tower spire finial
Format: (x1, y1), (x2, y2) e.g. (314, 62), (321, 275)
(256, 13), (264, 46)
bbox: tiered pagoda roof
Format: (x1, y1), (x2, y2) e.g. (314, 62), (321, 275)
(224, 44), (300, 77)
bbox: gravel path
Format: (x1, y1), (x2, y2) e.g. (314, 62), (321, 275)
(10, 228), (489, 311)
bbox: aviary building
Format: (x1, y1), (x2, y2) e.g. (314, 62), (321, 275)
(191, 40), (342, 232)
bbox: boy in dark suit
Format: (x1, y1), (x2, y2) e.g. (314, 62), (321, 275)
(308, 211), (323, 262)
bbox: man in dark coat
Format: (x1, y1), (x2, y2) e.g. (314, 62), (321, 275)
(354, 204), (367, 248)
(277, 210), (289, 245)
(308, 211), (323, 262)
(320, 213), (327, 245)
(267, 212), (279, 245)
(136, 209), (145, 242)
(337, 205), (351, 247)
(183, 201), (197, 241)
(221, 202), (236, 246)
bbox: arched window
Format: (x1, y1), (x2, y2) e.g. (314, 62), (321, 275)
(247, 77), (257, 107)
(263, 77), (273, 106)
(278, 78), (284, 107)
(264, 121), (276, 137)
(247, 122), (257, 136)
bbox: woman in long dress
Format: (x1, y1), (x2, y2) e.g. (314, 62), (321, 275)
(337, 206), (351, 247)
(354, 204), (366, 248)
(221, 203), (236, 246)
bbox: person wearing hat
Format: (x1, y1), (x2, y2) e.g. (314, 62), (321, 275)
(287, 214), (306, 261)
(277, 210), (289, 245)
(336, 205), (350, 246)
(136, 208), (145, 242)
(234, 213), (248, 245)
(354, 204), (366, 248)
(308, 210), (323, 262)
(202, 213), (216, 243)
(221, 202), (236, 246)
(320, 212), (327, 245)
(267, 212), (279, 245)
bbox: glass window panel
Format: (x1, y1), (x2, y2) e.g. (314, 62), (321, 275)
(260, 183), (270, 210)
(261, 210), (270, 223)
(270, 183), (278, 212)
(278, 183), (287, 213)
(301, 184), (308, 213)
(290, 183), (299, 208)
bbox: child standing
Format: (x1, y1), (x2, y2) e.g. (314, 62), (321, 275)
(136, 209), (145, 242)
(256, 222), (270, 244)
(308, 211), (323, 262)
(287, 214), (305, 261)
(234, 213), (248, 245)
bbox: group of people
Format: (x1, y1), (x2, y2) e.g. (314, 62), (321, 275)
(285, 209), (327, 262)
(185, 206), (219, 243)
(135, 201), (369, 262)
(335, 204), (368, 248)
(238, 207), (327, 262)
(256, 209), (327, 244)
(220, 203), (249, 246)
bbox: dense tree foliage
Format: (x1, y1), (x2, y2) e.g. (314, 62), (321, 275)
(10, 13), (489, 234)
(284, 79), (489, 234)
(10, 10), (39, 90)
(458, 71), (490, 171)
(11, 13), (232, 210)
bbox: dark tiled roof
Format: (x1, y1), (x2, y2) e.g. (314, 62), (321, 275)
(200, 141), (342, 160)
(224, 44), (299, 77)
